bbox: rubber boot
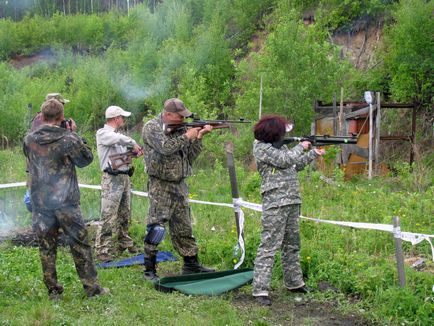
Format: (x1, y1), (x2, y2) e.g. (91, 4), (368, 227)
(143, 254), (159, 281)
(182, 255), (215, 275)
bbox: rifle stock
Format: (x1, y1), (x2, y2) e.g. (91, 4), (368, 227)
(272, 135), (357, 149)
(108, 150), (139, 170)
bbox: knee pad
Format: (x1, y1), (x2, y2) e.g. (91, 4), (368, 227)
(145, 224), (165, 245)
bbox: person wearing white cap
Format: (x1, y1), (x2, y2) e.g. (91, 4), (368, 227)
(95, 105), (143, 262)
(141, 98), (215, 281)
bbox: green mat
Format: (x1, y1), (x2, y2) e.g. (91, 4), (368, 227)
(155, 268), (253, 295)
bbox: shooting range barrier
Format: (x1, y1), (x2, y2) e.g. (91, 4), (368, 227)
(1, 180), (433, 289)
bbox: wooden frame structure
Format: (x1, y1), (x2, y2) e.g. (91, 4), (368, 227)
(314, 92), (417, 179)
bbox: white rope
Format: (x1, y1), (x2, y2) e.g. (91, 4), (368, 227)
(2, 181), (433, 260)
(0, 182), (26, 189)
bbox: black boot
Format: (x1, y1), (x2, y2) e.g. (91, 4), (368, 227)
(143, 254), (159, 281)
(182, 255), (215, 275)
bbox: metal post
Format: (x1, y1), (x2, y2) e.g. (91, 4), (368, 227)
(392, 216), (406, 287)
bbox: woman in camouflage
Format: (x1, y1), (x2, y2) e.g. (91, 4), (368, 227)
(252, 115), (325, 306)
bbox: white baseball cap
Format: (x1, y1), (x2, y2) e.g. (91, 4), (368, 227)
(105, 106), (132, 119)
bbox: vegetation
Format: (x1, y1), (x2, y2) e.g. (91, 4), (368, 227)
(0, 0), (433, 325)
(1, 146), (433, 325)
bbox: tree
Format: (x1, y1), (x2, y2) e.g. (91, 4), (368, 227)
(383, 0), (433, 109)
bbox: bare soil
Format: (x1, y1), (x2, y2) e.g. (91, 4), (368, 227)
(232, 291), (374, 326)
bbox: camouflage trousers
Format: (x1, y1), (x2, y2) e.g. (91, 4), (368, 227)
(144, 177), (198, 258)
(252, 204), (305, 297)
(32, 205), (101, 296)
(95, 173), (134, 256)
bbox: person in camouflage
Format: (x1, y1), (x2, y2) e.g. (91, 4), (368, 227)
(24, 93), (75, 212)
(141, 98), (215, 281)
(252, 115), (325, 306)
(23, 99), (109, 300)
(95, 106), (143, 262)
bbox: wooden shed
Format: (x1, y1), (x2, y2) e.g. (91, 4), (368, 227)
(314, 92), (416, 179)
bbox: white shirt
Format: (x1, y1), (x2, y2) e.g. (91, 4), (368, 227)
(96, 124), (137, 171)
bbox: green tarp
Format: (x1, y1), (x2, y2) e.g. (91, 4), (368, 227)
(155, 268), (253, 295)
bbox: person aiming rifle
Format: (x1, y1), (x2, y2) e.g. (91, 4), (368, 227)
(141, 98), (216, 281)
(252, 115), (325, 306)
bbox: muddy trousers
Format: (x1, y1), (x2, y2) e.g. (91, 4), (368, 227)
(33, 205), (100, 295)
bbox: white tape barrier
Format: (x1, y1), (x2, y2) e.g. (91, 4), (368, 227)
(232, 198), (245, 269)
(0, 182), (26, 188)
(2, 182), (433, 261)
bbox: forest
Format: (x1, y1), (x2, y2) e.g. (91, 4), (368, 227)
(0, 1), (433, 325)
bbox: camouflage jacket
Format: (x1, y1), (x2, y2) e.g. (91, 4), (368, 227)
(23, 124), (93, 210)
(142, 114), (202, 182)
(253, 140), (318, 209)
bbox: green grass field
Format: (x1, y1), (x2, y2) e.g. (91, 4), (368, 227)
(0, 147), (433, 325)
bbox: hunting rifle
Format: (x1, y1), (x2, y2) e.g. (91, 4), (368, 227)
(272, 135), (358, 149)
(164, 117), (251, 134)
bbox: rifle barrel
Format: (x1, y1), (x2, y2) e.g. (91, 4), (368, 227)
(165, 119), (251, 133)
(272, 135), (357, 149)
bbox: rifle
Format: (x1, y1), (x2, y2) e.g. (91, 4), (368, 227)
(164, 117), (251, 134)
(108, 149), (141, 170)
(272, 135), (358, 149)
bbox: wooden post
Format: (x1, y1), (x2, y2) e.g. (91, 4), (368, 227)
(368, 102), (373, 179)
(225, 141), (244, 269)
(393, 216), (406, 287)
(339, 87), (344, 135)
(374, 92), (381, 175)
(258, 75), (263, 119)
(410, 102), (417, 166)
(332, 93), (337, 135)
(337, 88), (345, 165)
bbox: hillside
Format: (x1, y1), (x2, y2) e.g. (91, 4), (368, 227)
(0, 2), (433, 324)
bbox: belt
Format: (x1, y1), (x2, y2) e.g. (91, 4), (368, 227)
(103, 168), (131, 176)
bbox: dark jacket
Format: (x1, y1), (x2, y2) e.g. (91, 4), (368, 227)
(23, 124), (93, 210)
(142, 114), (202, 182)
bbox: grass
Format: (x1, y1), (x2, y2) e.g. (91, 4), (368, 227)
(0, 147), (433, 325)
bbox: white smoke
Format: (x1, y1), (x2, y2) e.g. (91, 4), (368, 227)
(117, 75), (170, 102)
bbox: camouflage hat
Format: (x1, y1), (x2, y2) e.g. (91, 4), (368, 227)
(45, 93), (70, 104)
(163, 98), (192, 117)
